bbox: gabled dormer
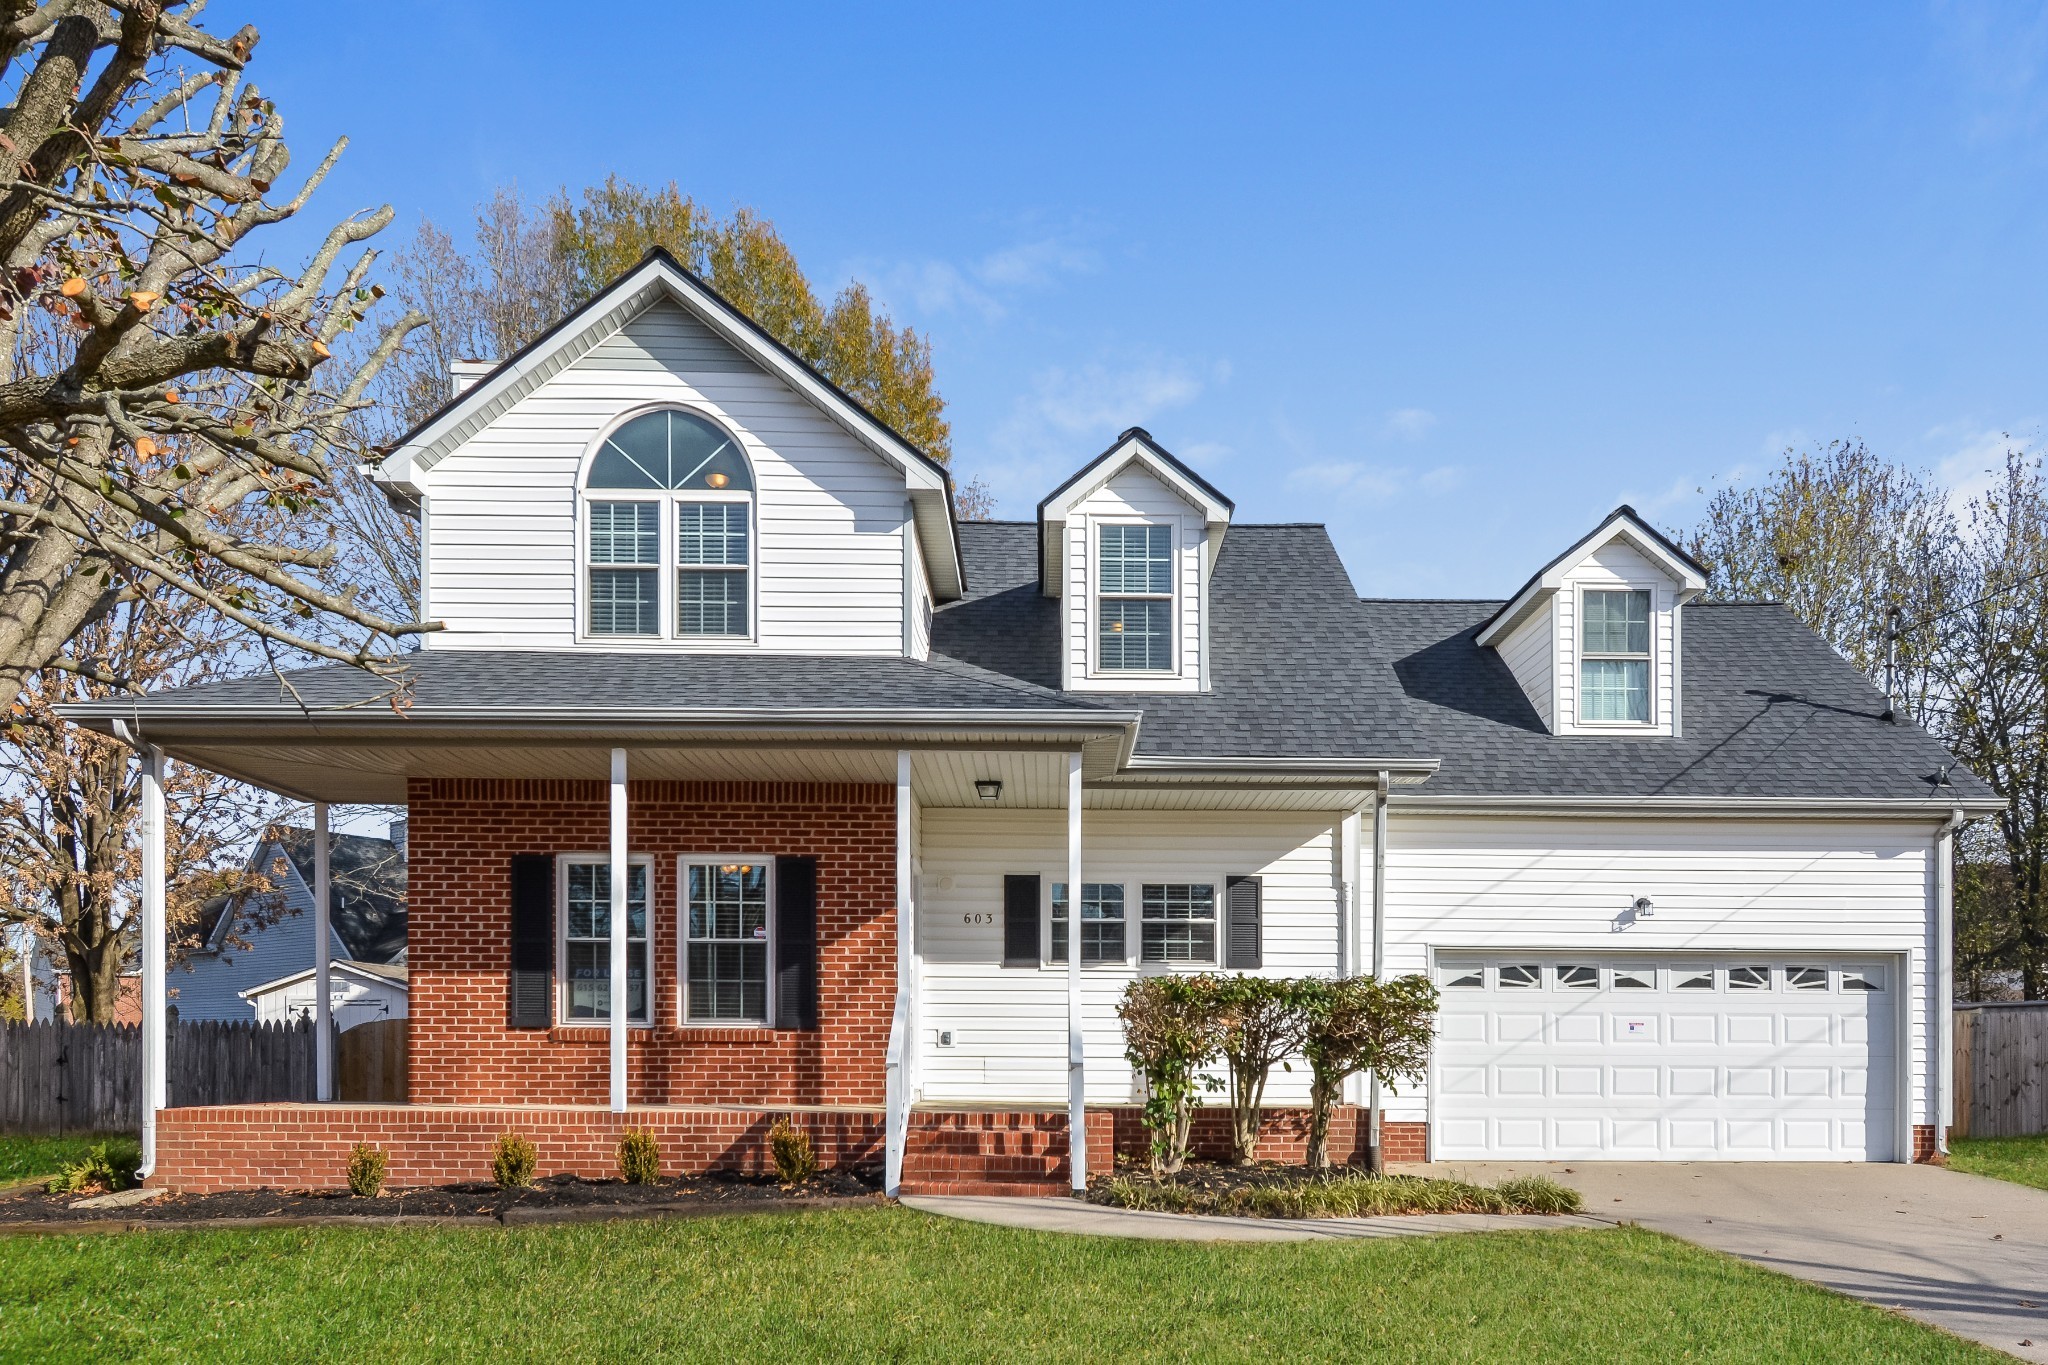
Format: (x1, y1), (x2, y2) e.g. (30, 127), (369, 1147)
(1476, 506), (1707, 736)
(1037, 429), (1233, 693)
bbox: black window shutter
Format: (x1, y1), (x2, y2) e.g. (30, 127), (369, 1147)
(775, 856), (819, 1030)
(1003, 874), (1041, 967)
(509, 854), (554, 1029)
(1224, 875), (1263, 970)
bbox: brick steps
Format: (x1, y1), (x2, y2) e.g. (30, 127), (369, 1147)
(898, 1179), (1071, 1197)
(900, 1110), (1077, 1194)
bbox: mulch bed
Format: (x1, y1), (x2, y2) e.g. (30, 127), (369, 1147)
(1089, 1158), (1356, 1197)
(0, 1166), (884, 1228)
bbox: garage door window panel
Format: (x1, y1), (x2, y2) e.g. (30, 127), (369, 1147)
(1497, 964), (1541, 988)
(1728, 966), (1769, 991)
(1787, 967), (1828, 991)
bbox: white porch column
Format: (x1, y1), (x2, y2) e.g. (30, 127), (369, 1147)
(1936, 807), (1963, 1157)
(884, 750), (913, 1195)
(139, 746), (167, 1178)
(609, 747), (629, 1114)
(1067, 750), (1086, 1191)
(1366, 770), (1390, 1173)
(312, 802), (333, 1102)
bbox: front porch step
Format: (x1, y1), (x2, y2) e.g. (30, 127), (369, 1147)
(898, 1179), (1073, 1198)
(901, 1108), (1079, 1194)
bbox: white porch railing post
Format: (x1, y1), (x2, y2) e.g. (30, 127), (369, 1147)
(313, 801), (333, 1102)
(139, 745), (167, 1178)
(1067, 750), (1085, 1192)
(609, 747), (628, 1114)
(884, 749), (913, 1196)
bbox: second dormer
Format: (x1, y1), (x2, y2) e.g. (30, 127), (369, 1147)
(1038, 429), (1233, 693)
(1476, 506), (1708, 736)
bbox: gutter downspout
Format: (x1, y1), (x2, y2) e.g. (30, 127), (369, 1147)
(1366, 769), (1390, 1174)
(1936, 805), (1965, 1158)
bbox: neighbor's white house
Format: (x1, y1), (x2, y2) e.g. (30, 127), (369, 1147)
(65, 249), (1998, 1194)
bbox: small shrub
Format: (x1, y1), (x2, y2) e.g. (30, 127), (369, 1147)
(492, 1131), (537, 1188)
(346, 1143), (389, 1198)
(769, 1117), (817, 1184)
(1117, 975), (1226, 1177)
(618, 1129), (661, 1185)
(44, 1140), (139, 1195)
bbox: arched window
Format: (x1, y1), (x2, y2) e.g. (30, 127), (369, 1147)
(583, 408), (755, 639)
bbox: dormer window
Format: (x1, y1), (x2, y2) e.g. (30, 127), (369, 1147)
(582, 408), (754, 641)
(1580, 589), (1651, 723)
(1098, 524), (1173, 671)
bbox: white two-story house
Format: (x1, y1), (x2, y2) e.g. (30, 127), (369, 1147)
(69, 248), (1998, 1194)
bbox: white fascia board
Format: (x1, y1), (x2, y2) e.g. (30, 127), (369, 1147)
(1116, 754), (1437, 782)
(373, 255), (963, 599)
(1477, 512), (1708, 648)
(1040, 440), (1232, 597)
(1389, 793), (2007, 820)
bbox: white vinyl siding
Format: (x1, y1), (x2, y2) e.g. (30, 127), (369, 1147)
(916, 809), (1341, 1104)
(1380, 815), (1936, 1143)
(419, 301), (911, 654)
(1555, 541), (1677, 735)
(1496, 603), (1556, 732)
(1062, 467), (1206, 692)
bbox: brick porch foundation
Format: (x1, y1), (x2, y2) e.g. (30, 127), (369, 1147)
(151, 1103), (884, 1194)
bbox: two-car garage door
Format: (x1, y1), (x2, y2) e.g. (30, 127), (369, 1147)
(1434, 955), (1897, 1161)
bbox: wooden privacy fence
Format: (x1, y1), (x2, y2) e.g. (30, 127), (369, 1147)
(338, 1018), (407, 1103)
(0, 1019), (320, 1133)
(1953, 1003), (2048, 1139)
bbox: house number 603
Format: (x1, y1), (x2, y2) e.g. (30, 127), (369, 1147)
(962, 912), (995, 926)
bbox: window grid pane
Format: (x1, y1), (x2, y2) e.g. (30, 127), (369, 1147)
(677, 502), (749, 566)
(1582, 589), (1651, 655)
(686, 863), (770, 1021)
(563, 862), (649, 1022)
(1141, 883), (1215, 963)
(589, 502), (660, 565)
(590, 568), (659, 636)
(1100, 524), (1173, 594)
(1581, 658), (1649, 722)
(1052, 883), (1126, 963)
(678, 569), (748, 636)
(1100, 599), (1172, 671)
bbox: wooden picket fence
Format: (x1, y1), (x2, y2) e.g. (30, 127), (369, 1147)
(0, 1018), (320, 1133)
(337, 1017), (407, 1102)
(1953, 1002), (2048, 1139)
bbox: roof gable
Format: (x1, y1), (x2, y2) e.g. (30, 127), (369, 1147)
(1475, 505), (1708, 647)
(1036, 427), (1233, 595)
(373, 247), (965, 601)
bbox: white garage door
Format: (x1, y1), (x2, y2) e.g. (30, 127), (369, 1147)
(1434, 955), (1897, 1161)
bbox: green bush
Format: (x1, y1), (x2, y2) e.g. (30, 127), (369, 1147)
(345, 1143), (389, 1198)
(769, 1117), (817, 1184)
(491, 1131), (537, 1189)
(1116, 975), (1226, 1177)
(44, 1139), (140, 1195)
(617, 1129), (661, 1185)
(1094, 1171), (1581, 1219)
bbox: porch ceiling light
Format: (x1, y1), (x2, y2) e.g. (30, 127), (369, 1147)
(975, 779), (1003, 803)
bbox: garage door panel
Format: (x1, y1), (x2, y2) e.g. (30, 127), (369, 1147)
(1435, 955), (1896, 1162)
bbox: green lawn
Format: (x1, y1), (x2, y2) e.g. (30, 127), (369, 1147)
(0, 1132), (135, 1188)
(1949, 1134), (2048, 1192)
(0, 1206), (1997, 1363)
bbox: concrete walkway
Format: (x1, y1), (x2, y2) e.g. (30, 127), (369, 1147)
(1401, 1161), (2048, 1362)
(899, 1194), (1606, 1242)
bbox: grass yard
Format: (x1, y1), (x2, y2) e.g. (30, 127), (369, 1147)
(0, 1133), (135, 1189)
(0, 1205), (1999, 1363)
(1948, 1134), (2048, 1192)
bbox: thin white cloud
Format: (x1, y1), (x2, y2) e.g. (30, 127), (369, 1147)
(973, 356), (1225, 503)
(1382, 407), (1438, 441)
(874, 233), (1097, 323)
(1929, 421), (2038, 509)
(1284, 460), (1464, 503)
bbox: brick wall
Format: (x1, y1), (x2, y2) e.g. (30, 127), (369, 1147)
(152, 1103), (884, 1193)
(406, 779), (896, 1107)
(1912, 1124), (1939, 1163)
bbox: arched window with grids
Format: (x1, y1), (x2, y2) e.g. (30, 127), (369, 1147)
(581, 408), (755, 640)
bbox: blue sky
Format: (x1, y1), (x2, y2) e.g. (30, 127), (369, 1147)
(253, 3), (2048, 597)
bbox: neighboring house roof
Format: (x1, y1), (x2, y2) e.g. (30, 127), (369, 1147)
(238, 958), (409, 1001)
(198, 827), (407, 965)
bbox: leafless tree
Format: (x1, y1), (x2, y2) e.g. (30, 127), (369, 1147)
(0, 3), (431, 709)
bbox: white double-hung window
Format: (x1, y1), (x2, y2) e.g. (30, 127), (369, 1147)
(559, 856), (652, 1025)
(1098, 524), (1173, 672)
(682, 859), (771, 1023)
(583, 407), (754, 641)
(1580, 588), (1651, 723)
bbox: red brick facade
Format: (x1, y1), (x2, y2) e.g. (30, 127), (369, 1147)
(406, 778), (896, 1107)
(152, 1103), (884, 1193)
(1912, 1124), (1939, 1163)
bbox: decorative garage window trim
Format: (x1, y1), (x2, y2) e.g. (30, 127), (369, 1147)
(681, 856), (774, 1025)
(557, 853), (654, 1026)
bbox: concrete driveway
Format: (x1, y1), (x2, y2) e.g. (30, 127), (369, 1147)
(1400, 1160), (2048, 1361)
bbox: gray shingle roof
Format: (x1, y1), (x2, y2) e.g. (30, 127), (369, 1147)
(122, 648), (1102, 716)
(933, 520), (1991, 802)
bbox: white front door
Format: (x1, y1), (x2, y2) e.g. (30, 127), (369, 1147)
(1434, 954), (1897, 1161)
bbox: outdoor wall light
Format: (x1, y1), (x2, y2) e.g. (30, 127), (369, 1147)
(975, 779), (1003, 802)
(1633, 896), (1654, 918)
